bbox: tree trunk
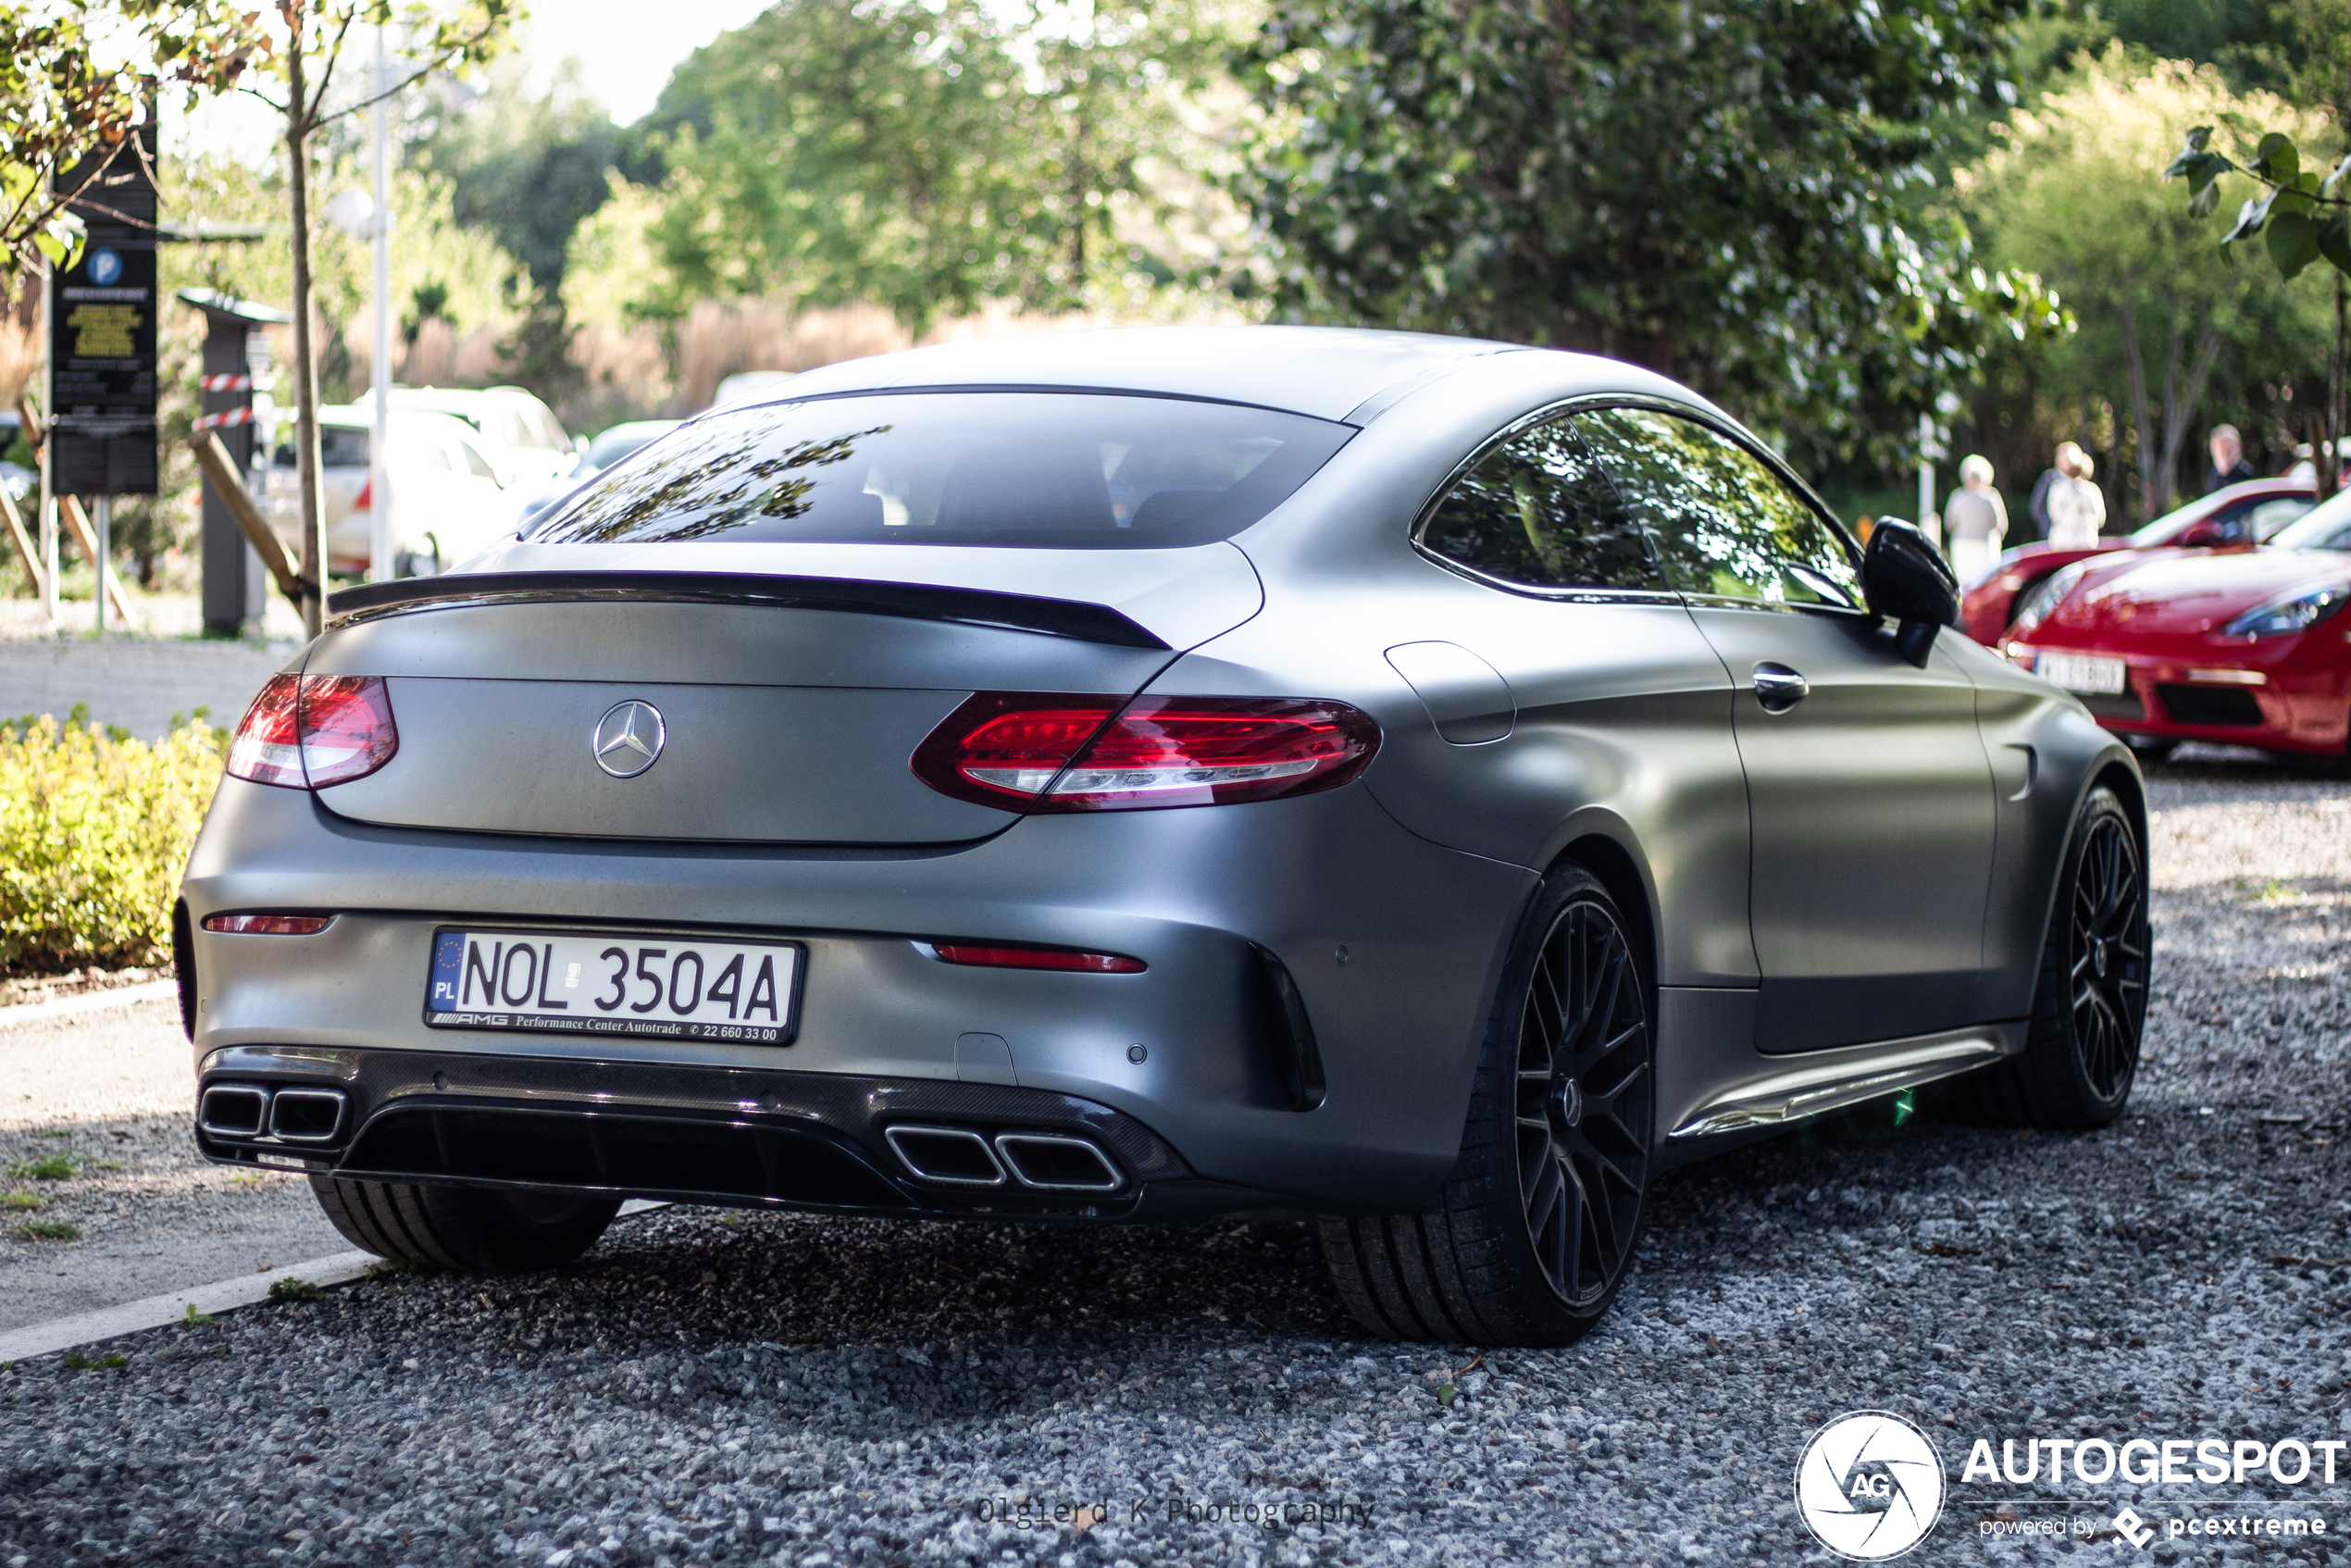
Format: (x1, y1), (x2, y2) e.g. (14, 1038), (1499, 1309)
(2157, 321), (2223, 514)
(284, 40), (325, 640)
(2116, 292), (2158, 521)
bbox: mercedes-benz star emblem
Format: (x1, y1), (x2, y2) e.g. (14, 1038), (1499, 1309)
(592, 700), (666, 779)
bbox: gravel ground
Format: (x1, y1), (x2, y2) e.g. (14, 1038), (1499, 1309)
(1, 752), (2346, 1567)
(0, 997), (346, 1329)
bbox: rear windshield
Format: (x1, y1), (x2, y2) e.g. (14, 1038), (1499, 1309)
(526, 392), (1354, 549)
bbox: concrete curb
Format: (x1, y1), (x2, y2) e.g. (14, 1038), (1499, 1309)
(0, 1201), (669, 1363)
(0, 980), (180, 1030)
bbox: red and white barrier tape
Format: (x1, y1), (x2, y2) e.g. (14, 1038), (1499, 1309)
(193, 407), (255, 430)
(198, 373), (253, 392)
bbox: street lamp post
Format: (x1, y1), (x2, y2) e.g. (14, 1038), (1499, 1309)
(369, 22), (392, 584)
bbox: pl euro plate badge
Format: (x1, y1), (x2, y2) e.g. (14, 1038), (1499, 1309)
(426, 929), (801, 1044)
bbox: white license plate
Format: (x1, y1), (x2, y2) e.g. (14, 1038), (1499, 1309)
(426, 929), (801, 1044)
(2037, 653), (2127, 695)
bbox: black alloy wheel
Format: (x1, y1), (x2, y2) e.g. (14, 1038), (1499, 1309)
(1319, 865), (1656, 1346)
(1942, 784), (2148, 1129)
(1513, 894), (1654, 1309)
(2066, 808), (2148, 1103)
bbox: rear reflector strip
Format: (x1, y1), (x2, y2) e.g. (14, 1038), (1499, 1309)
(203, 914), (334, 935)
(929, 943), (1146, 974)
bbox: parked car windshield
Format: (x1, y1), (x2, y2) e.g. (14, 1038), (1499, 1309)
(2267, 491), (2351, 553)
(527, 392), (1355, 549)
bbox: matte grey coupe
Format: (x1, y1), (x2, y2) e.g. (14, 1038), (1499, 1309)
(180, 328), (2149, 1346)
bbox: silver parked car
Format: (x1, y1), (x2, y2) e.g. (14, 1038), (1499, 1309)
(180, 328), (2148, 1346)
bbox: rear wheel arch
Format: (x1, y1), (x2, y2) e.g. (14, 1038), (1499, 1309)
(1549, 828), (1661, 1003)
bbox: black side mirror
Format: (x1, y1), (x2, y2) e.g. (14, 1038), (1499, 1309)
(1862, 519), (1959, 666)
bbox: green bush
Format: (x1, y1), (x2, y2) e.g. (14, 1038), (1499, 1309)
(0, 710), (224, 974)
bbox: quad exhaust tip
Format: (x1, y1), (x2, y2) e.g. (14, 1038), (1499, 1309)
(992, 1132), (1123, 1192)
(198, 1083), (350, 1144)
(884, 1125), (1007, 1187)
(883, 1125), (1125, 1193)
(269, 1088), (348, 1143)
(198, 1085), (270, 1139)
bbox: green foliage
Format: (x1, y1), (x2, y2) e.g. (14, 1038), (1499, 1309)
(0, 1191), (42, 1211)
(59, 1350), (128, 1370)
(6, 1153), (77, 1181)
(422, 62), (620, 295)
(267, 1276), (323, 1303)
(626, 0), (1227, 330)
(14, 1220), (81, 1241)
(0, 0), (218, 293)
(1232, 0), (2069, 468)
(1961, 54), (2338, 514)
(0, 713), (224, 975)
(2168, 123), (2351, 281)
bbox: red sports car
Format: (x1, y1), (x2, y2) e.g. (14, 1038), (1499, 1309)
(1960, 477), (2314, 644)
(2001, 492), (2351, 767)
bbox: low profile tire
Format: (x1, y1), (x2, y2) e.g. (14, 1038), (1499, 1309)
(1944, 784), (2148, 1129)
(1320, 865), (1655, 1347)
(308, 1176), (619, 1273)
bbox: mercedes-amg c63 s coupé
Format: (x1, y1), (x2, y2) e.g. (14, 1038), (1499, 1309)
(180, 328), (2149, 1346)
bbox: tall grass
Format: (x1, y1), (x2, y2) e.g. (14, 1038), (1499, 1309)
(0, 711), (223, 974)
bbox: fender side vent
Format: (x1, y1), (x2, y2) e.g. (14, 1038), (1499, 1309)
(1250, 943), (1327, 1113)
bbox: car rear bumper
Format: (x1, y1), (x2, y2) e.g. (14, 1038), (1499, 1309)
(180, 777), (1536, 1215)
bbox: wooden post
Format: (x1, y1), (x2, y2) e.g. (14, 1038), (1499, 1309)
(187, 430), (314, 605)
(0, 483), (45, 600)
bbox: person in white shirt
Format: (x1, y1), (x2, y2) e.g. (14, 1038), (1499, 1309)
(1944, 454), (2009, 584)
(2046, 442), (2107, 549)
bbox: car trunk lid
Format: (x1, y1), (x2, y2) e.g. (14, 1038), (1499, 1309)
(302, 543), (1260, 844)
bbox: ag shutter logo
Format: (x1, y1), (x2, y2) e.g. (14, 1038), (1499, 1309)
(1796, 1411), (1947, 1561)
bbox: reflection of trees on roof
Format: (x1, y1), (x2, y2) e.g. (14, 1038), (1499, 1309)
(541, 417), (889, 542)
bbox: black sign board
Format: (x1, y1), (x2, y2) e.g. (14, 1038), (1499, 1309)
(49, 126), (160, 494)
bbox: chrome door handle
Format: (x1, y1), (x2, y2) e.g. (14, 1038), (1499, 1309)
(1752, 663), (1809, 713)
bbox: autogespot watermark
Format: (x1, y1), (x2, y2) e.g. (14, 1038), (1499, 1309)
(1796, 1412), (2343, 1558)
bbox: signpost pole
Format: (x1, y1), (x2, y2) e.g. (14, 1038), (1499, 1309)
(93, 496), (109, 634)
(37, 256), (56, 626)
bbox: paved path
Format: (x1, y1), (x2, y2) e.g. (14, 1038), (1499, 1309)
(0, 993), (348, 1332)
(0, 634), (298, 738)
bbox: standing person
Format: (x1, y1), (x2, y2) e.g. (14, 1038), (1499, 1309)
(2204, 425), (2255, 494)
(2025, 455), (2062, 542)
(1944, 454), (2009, 584)
(2046, 442), (2107, 548)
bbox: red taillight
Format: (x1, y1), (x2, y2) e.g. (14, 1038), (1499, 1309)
(912, 692), (1379, 812)
(930, 943), (1146, 973)
(202, 913), (334, 935)
(226, 674), (399, 790)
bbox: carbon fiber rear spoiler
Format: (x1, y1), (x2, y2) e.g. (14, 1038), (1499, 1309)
(324, 570), (1171, 650)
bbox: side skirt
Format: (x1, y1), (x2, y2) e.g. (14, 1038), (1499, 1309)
(1654, 987), (2023, 1163)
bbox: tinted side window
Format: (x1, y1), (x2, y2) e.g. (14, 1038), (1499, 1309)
(1418, 416), (1664, 591)
(1577, 407), (1860, 608)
